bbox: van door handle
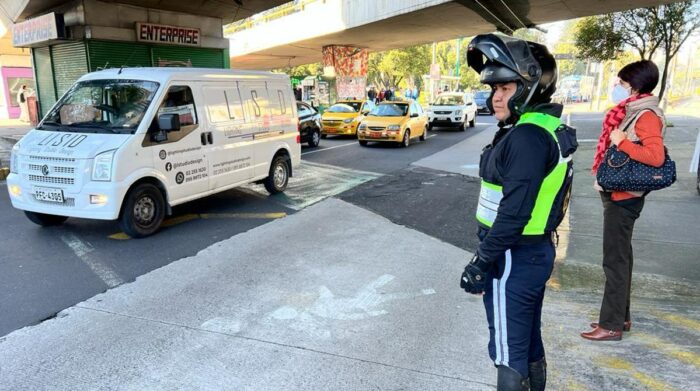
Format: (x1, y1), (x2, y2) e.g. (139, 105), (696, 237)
(207, 132), (213, 145)
(200, 133), (207, 146)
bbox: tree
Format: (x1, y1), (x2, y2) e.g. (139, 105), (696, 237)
(275, 63), (322, 77)
(574, 1), (700, 99)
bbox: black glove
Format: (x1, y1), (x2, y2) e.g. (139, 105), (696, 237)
(460, 253), (492, 295)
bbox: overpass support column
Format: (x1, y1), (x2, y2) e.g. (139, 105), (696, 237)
(322, 45), (368, 101)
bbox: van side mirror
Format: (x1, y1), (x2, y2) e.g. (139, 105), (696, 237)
(159, 114), (180, 132)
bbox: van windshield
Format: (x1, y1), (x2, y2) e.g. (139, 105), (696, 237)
(40, 79), (160, 134)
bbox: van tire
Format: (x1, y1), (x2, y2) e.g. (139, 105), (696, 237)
(24, 211), (68, 227)
(264, 156), (289, 194)
(119, 183), (166, 238)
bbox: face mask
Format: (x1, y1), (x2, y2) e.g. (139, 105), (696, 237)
(611, 84), (631, 104)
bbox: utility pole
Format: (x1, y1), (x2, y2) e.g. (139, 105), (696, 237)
(455, 38), (462, 90)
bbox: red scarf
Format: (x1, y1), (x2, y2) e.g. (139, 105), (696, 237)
(591, 93), (652, 174)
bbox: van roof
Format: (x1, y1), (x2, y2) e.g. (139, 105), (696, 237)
(78, 67), (290, 84)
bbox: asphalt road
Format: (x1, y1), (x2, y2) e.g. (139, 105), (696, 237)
(0, 117), (498, 337)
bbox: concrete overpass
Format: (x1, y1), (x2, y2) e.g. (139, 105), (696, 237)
(227, 0), (682, 70)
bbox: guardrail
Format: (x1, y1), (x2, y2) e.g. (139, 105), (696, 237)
(224, 0), (323, 36)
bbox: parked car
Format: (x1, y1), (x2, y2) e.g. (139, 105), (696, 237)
(427, 92), (476, 131)
(474, 90), (491, 115)
(357, 100), (428, 147)
(320, 100), (375, 138)
(297, 101), (321, 147)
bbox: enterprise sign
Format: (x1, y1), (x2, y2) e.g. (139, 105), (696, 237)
(12, 13), (64, 47)
(136, 23), (201, 47)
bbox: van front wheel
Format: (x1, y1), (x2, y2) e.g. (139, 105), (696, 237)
(24, 211), (68, 226)
(264, 156), (289, 194)
(119, 183), (165, 238)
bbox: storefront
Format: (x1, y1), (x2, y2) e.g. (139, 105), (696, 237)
(1, 66), (34, 119)
(13, 1), (229, 117)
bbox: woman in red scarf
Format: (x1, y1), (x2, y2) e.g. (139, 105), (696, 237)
(582, 60), (666, 341)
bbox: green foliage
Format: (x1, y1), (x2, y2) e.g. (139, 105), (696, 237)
(574, 16), (624, 62)
(275, 63), (322, 77)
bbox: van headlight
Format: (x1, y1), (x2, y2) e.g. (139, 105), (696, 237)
(343, 118), (354, 124)
(92, 149), (116, 182)
(10, 143), (20, 174)
(387, 124), (401, 131)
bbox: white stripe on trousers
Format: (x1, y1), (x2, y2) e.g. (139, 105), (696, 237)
(493, 250), (513, 366)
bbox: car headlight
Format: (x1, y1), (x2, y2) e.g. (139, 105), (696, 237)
(387, 124), (401, 131)
(455, 110), (463, 116)
(358, 123), (367, 130)
(10, 143), (20, 174)
(92, 149), (116, 182)
(343, 118), (354, 124)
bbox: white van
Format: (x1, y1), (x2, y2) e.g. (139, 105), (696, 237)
(6, 68), (301, 237)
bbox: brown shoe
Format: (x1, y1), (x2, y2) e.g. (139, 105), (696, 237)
(581, 326), (622, 341)
(589, 321), (631, 332)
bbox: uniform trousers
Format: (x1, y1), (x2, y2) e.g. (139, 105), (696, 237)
(482, 239), (555, 378)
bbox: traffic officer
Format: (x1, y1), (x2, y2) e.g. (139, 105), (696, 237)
(460, 34), (575, 390)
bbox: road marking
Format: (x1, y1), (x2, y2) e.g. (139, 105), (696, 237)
(61, 233), (124, 287)
(108, 212), (287, 239)
(651, 310), (700, 332)
(636, 332), (700, 369)
(599, 357), (676, 391)
(302, 142), (357, 155)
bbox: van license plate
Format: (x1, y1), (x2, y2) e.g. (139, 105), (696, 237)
(35, 187), (64, 203)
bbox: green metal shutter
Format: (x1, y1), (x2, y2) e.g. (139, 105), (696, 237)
(87, 40), (151, 71)
(52, 42), (88, 98)
(33, 47), (56, 117)
(151, 46), (224, 68)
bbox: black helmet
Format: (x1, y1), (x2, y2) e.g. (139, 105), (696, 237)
(467, 33), (557, 121)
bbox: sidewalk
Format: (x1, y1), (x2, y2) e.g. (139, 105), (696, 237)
(0, 204), (698, 389)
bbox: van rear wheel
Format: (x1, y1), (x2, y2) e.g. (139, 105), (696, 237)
(264, 156), (290, 194)
(24, 211), (68, 227)
(119, 183), (165, 238)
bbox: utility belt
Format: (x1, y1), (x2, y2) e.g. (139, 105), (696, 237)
(477, 225), (554, 246)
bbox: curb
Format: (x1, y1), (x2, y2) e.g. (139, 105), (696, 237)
(0, 167), (9, 181)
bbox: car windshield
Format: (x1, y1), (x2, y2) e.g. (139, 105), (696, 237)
(475, 91), (490, 100)
(327, 103), (358, 113)
(40, 79), (160, 134)
(337, 101), (363, 112)
(368, 104), (408, 117)
(433, 95), (464, 105)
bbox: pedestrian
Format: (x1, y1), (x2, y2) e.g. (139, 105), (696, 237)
(367, 86), (377, 103)
(17, 85), (30, 123)
(378, 88), (385, 102)
(461, 33), (574, 390)
(384, 87), (393, 101)
(294, 87), (302, 101)
(404, 87), (412, 100)
(582, 60), (665, 341)
(412, 86), (419, 100)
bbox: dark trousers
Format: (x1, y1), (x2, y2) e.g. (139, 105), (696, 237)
(482, 239), (555, 378)
(599, 192), (645, 331)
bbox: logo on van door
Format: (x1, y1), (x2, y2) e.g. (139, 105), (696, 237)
(175, 172), (184, 184)
(159, 150), (167, 160)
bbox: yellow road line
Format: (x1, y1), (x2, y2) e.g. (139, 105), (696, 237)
(109, 212), (287, 239)
(599, 357), (677, 391)
(651, 310), (700, 333)
(635, 332), (700, 370)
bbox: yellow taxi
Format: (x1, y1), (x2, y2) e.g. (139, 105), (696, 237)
(357, 100), (428, 147)
(320, 100), (375, 137)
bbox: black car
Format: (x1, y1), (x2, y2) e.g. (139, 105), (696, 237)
(474, 90), (491, 115)
(297, 101), (321, 147)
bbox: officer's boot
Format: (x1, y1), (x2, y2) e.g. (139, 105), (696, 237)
(496, 365), (529, 391)
(528, 358), (547, 391)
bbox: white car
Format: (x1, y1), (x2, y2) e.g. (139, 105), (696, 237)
(427, 92), (477, 131)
